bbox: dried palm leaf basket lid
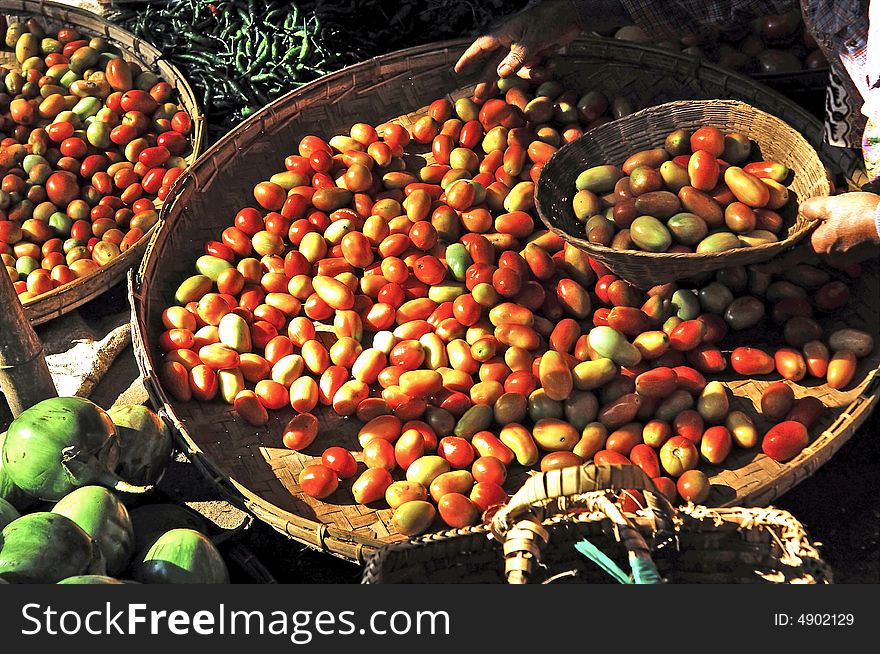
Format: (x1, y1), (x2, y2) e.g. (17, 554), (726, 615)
(130, 36), (878, 564)
(535, 99), (829, 289)
(0, 0), (204, 326)
(362, 463), (832, 584)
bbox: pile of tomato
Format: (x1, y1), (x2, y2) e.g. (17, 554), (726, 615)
(0, 17), (193, 302)
(156, 69), (874, 537)
(572, 125), (798, 255)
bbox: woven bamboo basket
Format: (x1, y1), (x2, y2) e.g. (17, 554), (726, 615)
(362, 464), (832, 584)
(0, 0), (204, 326)
(535, 99), (829, 288)
(130, 36), (879, 564)
(754, 68), (829, 95)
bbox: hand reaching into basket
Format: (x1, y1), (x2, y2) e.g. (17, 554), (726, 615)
(454, 0), (589, 99)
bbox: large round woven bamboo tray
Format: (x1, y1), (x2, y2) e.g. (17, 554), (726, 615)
(534, 99), (829, 288)
(130, 36), (879, 564)
(0, 0), (204, 326)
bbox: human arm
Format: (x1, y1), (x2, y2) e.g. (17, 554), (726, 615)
(453, 0), (630, 99)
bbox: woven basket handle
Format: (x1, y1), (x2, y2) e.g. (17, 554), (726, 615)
(493, 463), (675, 530)
(490, 463), (676, 583)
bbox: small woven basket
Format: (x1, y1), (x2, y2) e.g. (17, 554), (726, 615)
(362, 464), (832, 585)
(535, 99), (829, 288)
(0, 0), (204, 325)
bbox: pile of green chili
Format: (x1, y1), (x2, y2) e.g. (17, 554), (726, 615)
(108, 0), (529, 142)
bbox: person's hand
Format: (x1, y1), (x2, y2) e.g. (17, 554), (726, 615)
(750, 192), (880, 274)
(801, 192), (880, 259)
(454, 0), (584, 100)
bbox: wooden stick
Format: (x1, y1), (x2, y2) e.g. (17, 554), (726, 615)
(0, 270), (56, 417)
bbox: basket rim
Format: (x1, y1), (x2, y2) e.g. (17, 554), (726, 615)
(751, 67), (829, 80)
(1, 0), (205, 326)
(534, 98), (828, 265)
(128, 37), (878, 564)
(586, 33), (830, 81)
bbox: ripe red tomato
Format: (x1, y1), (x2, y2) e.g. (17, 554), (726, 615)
(283, 413), (319, 451)
(690, 127), (726, 158)
(60, 137), (87, 158)
(412, 255), (445, 285)
(322, 446), (358, 479)
(298, 464), (339, 499)
(253, 181), (286, 211)
(438, 436), (476, 469)
(45, 171), (79, 206)
(472, 456), (507, 485)
(688, 150), (720, 191)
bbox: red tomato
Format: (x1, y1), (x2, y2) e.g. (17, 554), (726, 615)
(471, 455), (507, 485)
(690, 127), (725, 158)
(438, 436), (476, 469)
(47, 121), (75, 143)
(60, 137), (88, 158)
(253, 181), (286, 211)
(231, 207), (262, 235)
(688, 150), (720, 191)
(322, 446), (358, 479)
(172, 111), (193, 134)
(412, 255), (445, 285)
(282, 413), (319, 450)
(298, 464), (339, 499)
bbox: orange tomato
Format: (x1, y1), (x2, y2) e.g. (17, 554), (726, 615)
(687, 150), (720, 191)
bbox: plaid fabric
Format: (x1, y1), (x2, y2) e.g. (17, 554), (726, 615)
(798, 0), (877, 183)
(801, 0), (870, 153)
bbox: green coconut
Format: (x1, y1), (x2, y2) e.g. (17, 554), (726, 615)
(131, 528), (228, 584)
(52, 486), (135, 577)
(129, 503), (210, 563)
(0, 431), (36, 511)
(0, 497), (19, 531)
(58, 575), (125, 585)
(2, 396), (152, 501)
(0, 512), (106, 583)
(108, 404), (173, 487)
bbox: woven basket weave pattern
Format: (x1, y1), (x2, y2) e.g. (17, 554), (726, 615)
(361, 502), (832, 584)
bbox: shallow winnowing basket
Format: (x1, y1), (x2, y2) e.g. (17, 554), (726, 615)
(0, 0), (204, 326)
(362, 464), (832, 584)
(130, 36), (878, 565)
(535, 99), (829, 289)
